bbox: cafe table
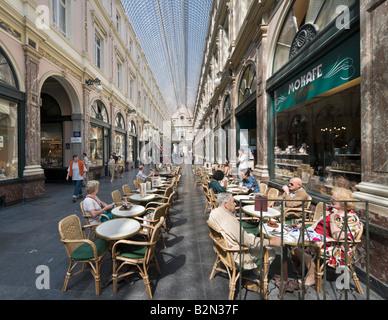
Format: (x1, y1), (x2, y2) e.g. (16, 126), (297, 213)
(260, 223), (323, 296)
(96, 218), (141, 241)
(111, 204), (146, 219)
(129, 193), (156, 204)
(233, 194), (255, 204)
(226, 187), (248, 195)
(241, 205), (281, 219)
(135, 188), (159, 193)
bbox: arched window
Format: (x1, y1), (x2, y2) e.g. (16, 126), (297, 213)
(223, 94), (231, 120)
(0, 49), (17, 88)
(214, 109), (219, 128)
(115, 112), (125, 129)
(273, 0), (355, 73)
(91, 100), (109, 123)
(238, 64), (256, 105)
(130, 121), (137, 134)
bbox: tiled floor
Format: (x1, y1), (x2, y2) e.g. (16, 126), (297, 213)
(0, 165), (382, 300)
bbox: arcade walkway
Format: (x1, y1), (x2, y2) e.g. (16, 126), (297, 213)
(0, 165), (382, 300)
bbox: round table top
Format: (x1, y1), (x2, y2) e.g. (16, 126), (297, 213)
(111, 205), (146, 218)
(135, 188), (159, 193)
(241, 205), (281, 218)
(233, 195), (255, 203)
(261, 225), (323, 245)
(152, 183), (166, 188)
(96, 218), (141, 240)
(129, 194), (156, 202)
(226, 187), (248, 194)
(226, 184), (238, 188)
(158, 171), (171, 175)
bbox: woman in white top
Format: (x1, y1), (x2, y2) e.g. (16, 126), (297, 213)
(83, 180), (114, 225)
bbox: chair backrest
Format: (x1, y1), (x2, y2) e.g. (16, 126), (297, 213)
(312, 202), (324, 222)
(58, 214), (84, 255)
(305, 195), (312, 210)
(80, 200), (90, 225)
(152, 203), (168, 222)
(122, 184), (132, 197)
(112, 190), (123, 206)
(267, 188), (279, 200)
(259, 183), (268, 195)
(133, 179), (140, 190)
(208, 188), (217, 209)
(145, 217), (165, 263)
(207, 220), (234, 268)
(162, 186), (173, 199)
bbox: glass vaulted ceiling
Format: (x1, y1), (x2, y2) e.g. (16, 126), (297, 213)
(121, 0), (212, 113)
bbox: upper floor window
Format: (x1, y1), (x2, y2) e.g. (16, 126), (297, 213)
(0, 50), (17, 88)
(52, 0), (67, 36)
(95, 32), (103, 69)
(117, 59), (122, 89)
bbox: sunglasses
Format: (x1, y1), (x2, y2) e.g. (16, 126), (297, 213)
(288, 183), (294, 186)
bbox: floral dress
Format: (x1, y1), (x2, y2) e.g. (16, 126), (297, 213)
(313, 209), (362, 268)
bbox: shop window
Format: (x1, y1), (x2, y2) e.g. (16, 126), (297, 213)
(273, 0), (355, 73)
(41, 123), (63, 168)
(90, 101), (109, 167)
(115, 133), (125, 158)
(274, 84), (361, 195)
(90, 126), (104, 167)
(0, 98), (18, 181)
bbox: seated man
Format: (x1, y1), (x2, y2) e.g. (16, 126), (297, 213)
(209, 193), (281, 291)
(136, 165), (154, 182)
(269, 177), (310, 219)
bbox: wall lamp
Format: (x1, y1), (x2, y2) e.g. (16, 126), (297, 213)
(214, 70), (233, 87)
(127, 109), (137, 117)
(85, 78), (103, 92)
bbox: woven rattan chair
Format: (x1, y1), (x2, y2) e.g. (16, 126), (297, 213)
(202, 184), (212, 215)
(112, 217), (165, 298)
(134, 203), (168, 248)
(282, 195), (312, 222)
(80, 201), (111, 239)
(133, 179), (140, 190)
(58, 214), (110, 295)
(259, 183), (268, 195)
(122, 184), (134, 198)
(145, 191), (175, 233)
(112, 190), (124, 206)
(207, 220), (269, 300)
(316, 222), (364, 294)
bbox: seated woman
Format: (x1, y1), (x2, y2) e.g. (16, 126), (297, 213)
(293, 188), (362, 286)
(223, 161), (230, 177)
(209, 170), (226, 194)
(240, 169), (260, 194)
(83, 180), (114, 225)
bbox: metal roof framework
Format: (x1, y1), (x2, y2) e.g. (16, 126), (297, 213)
(121, 0), (212, 113)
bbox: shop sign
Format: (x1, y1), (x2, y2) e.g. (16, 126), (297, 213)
(274, 31), (360, 113)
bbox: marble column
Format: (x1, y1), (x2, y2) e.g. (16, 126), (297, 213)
(354, 0), (388, 287)
(253, 25), (269, 181)
(82, 85), (91, 160)
(22, 45), (45, 200)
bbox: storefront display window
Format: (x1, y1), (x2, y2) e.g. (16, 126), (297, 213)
(90, 126), (104, 166)
(128, 121), (137, 163)
(0, 98), (18, 181)
(90, 100), (110, 167)
(115, 133), (125, 157)
(41, 123), (63, 168)
(274, 85), (360, 195)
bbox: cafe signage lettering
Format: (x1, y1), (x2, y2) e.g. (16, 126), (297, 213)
(274, 30), (360, 113)
(288, 64), (323, 95)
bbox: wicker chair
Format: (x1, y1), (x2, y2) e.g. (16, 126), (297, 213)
(111, 190), (124, 206)
(207, 220), (269, 300)
(133, 179), (140, 190)
(145, 191), (175, 233)
(58, 214), (110, 295)
(134, 203), (168, 248)
(112, 217), (165, 298)
(316, 222), (364, 294)
(122, 184), (134, 198)
(202, 184), (213, 215)
(80, 201), (111, 239)
(259, 183), (268, 196)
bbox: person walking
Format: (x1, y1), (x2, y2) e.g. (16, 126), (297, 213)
(117, 155), (125, 178)
(66, 155), (87, 203)
(108, 154), (116, 183)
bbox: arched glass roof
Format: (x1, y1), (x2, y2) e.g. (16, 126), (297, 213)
(121, 0), (212, 113)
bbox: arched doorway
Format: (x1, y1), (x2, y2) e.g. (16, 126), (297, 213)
(40, 76), (73, 181)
